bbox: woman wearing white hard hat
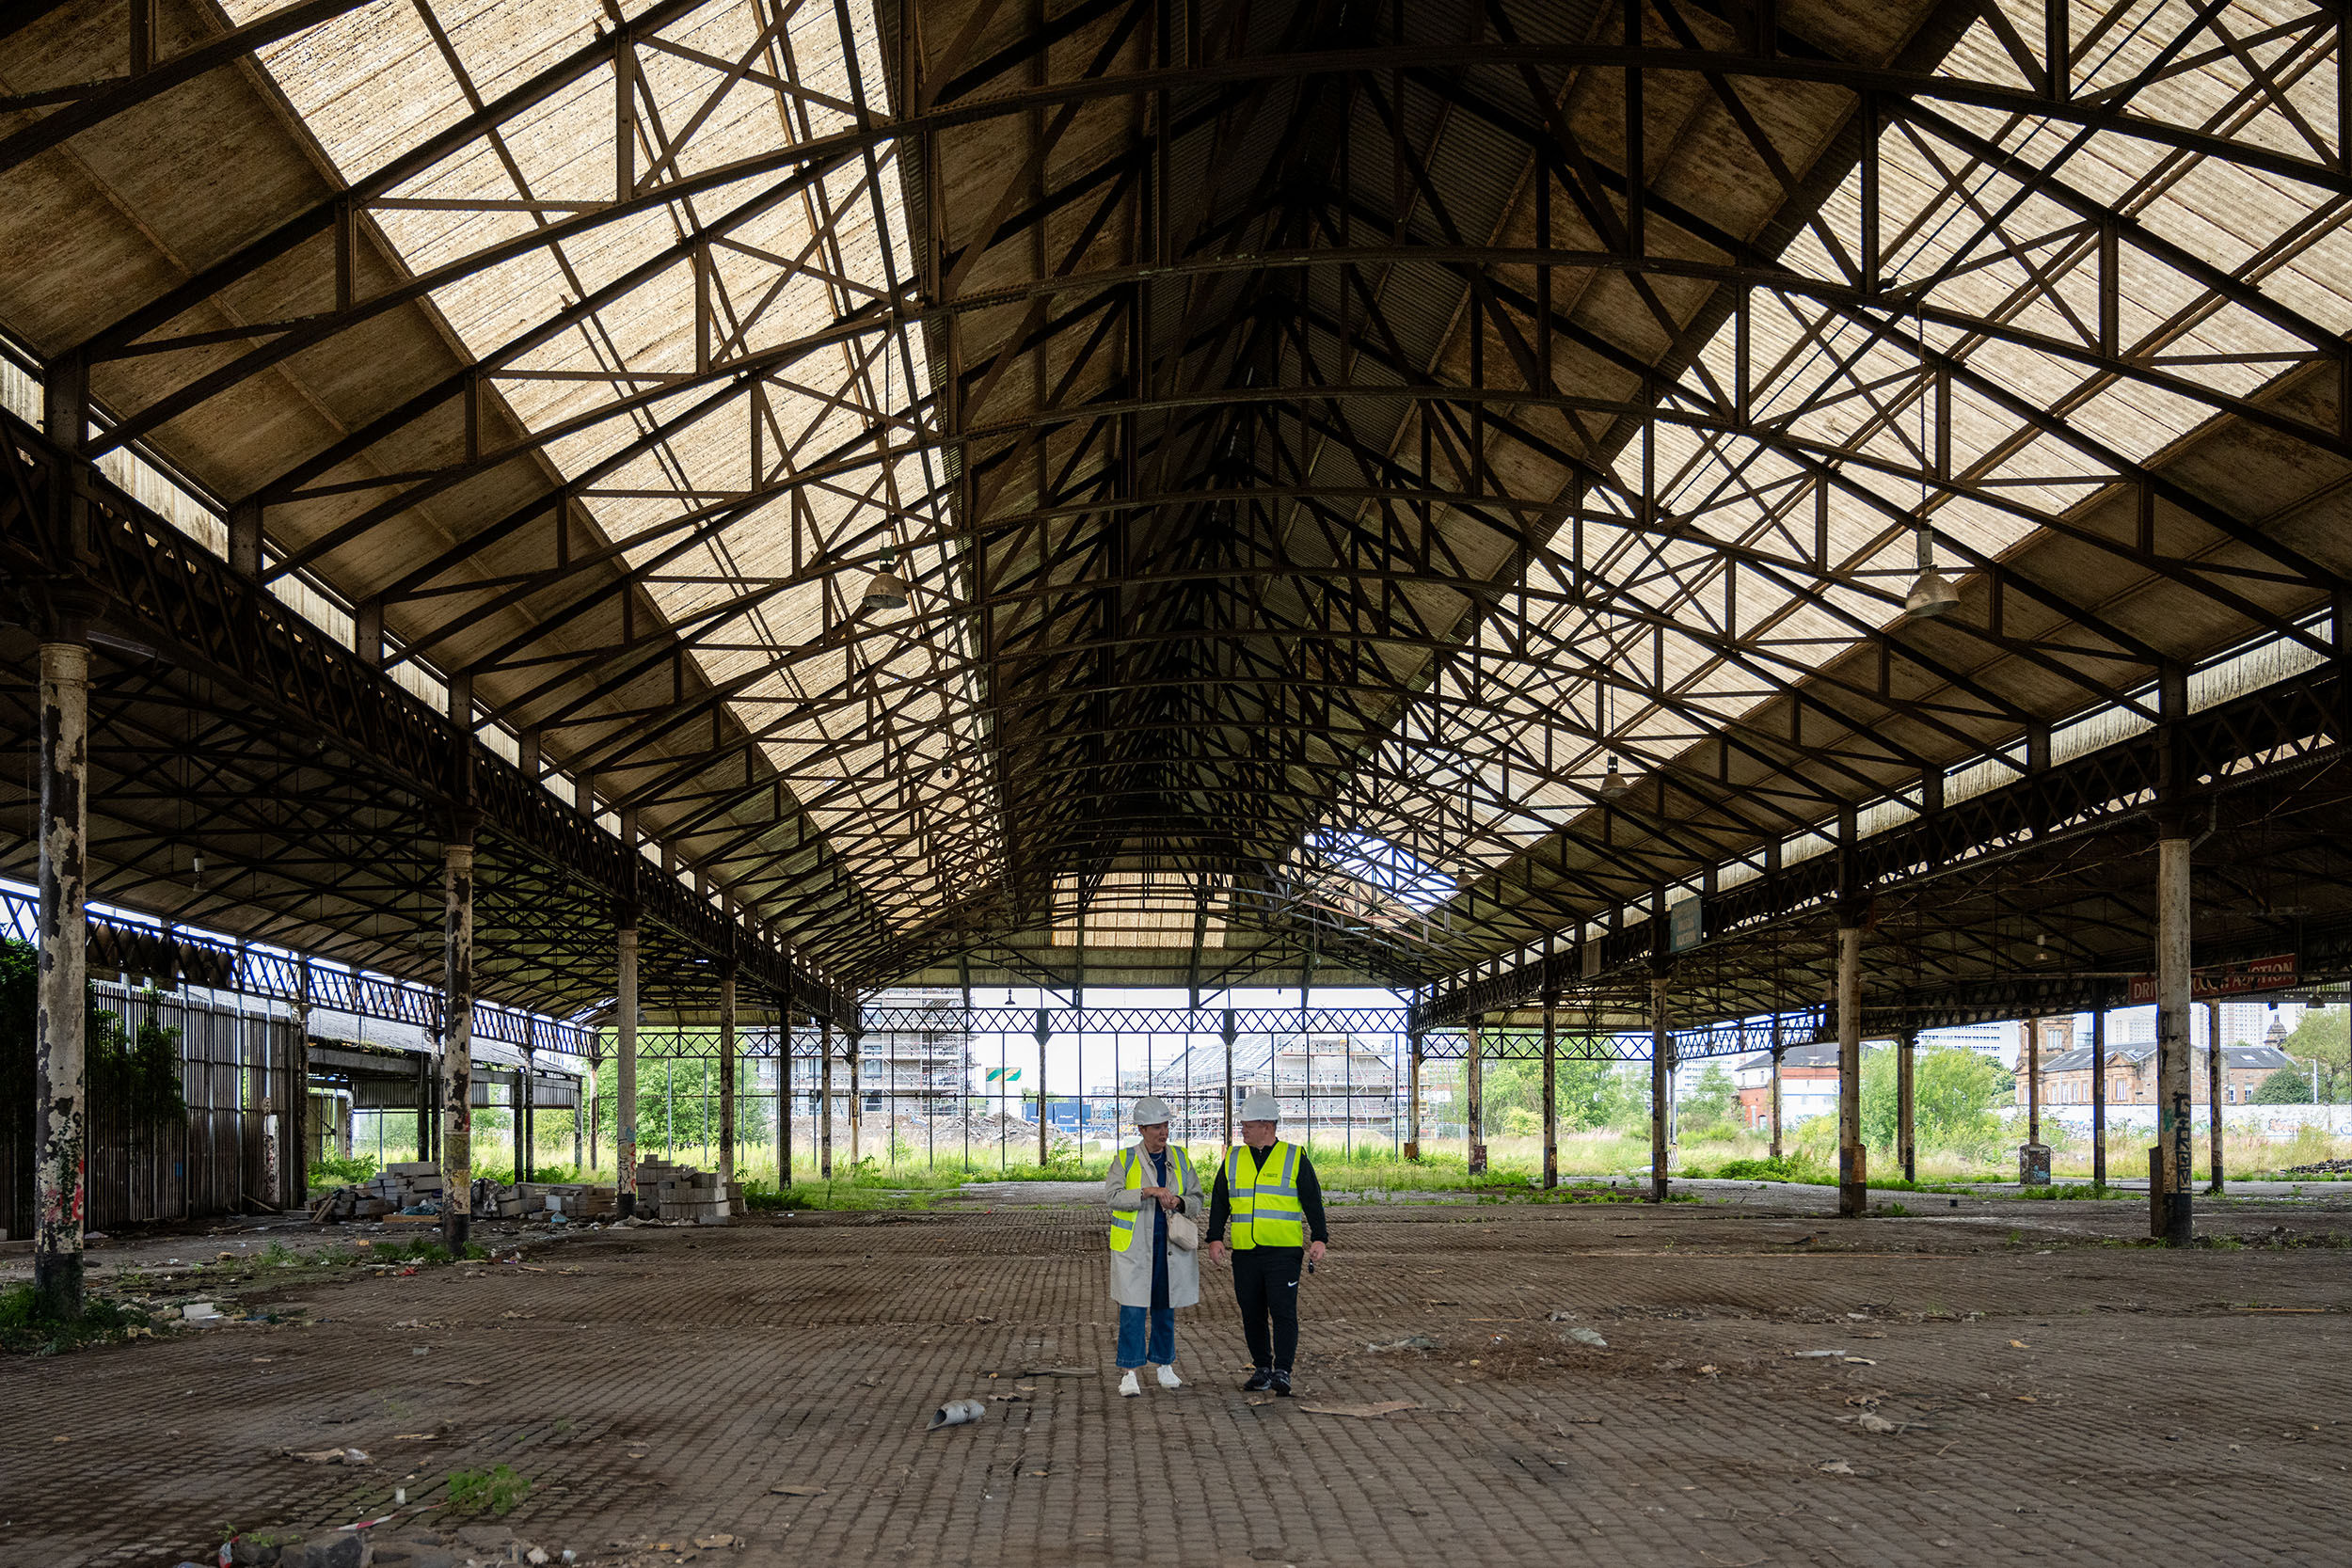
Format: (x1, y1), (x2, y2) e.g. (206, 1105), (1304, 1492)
(1103, 1094), (1203, 1396)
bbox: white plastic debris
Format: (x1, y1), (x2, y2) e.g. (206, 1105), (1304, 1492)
(928, 1398), (987, 1431)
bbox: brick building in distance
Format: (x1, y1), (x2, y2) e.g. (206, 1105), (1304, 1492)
(2031, 1016), (2296, 1107)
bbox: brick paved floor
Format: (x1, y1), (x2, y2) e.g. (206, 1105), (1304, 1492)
(5, 1189), (2350, 1567)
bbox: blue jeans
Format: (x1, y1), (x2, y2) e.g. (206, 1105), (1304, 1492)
(1117, 1218), (1175, 1368)
(1117, 1304), (1174, 1368)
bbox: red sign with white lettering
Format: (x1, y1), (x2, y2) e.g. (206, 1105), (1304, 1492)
(2124, 953), (2297, 1006)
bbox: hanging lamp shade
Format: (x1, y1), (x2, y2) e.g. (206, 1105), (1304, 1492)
(861, 562), (910, 611)
(1901, 526), (1958, 620)
(1599, 755), (1630, 800)
(1902, 565), (1960, 619)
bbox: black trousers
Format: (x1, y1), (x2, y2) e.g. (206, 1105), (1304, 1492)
(1230, 1244), (1304, 1371)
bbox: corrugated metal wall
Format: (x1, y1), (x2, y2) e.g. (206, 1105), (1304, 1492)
(1, 982), (304, 1237)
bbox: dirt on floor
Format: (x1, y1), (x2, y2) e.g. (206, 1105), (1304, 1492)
(4, 1183), (2350, 1567)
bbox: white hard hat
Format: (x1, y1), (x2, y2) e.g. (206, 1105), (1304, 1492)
(1131, 1095), (1173, 1126)
(1237, 1091), (1280, 1122)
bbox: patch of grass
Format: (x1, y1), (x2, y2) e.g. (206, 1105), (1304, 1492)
(1681, 1153), (1836, 1184)
(368, 1238), (454, 1266)
(0, 1282), (156, 1355)
(2012, 1183), (2124, 1201)
(445, 1464), (530, 1516)
(742, 1180), (929, 1212)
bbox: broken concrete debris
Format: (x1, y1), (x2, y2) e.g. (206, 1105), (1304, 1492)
(309, 1161), (444, 1222)
(310, 1164), (622, 1227)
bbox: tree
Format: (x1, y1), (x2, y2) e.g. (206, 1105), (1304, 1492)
(1475, 1039), (1646, 1136)
(1860, 1044), (2004, 1156)
(2251, 1065), (2315, 1105)
(1679, 1063), (1738, 1134)
(2276, 1006), (2349, 1102)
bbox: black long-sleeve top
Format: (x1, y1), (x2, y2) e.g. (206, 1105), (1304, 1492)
(1205, 1143), (1328, 1244)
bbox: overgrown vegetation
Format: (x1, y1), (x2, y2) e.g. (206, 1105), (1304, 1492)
(87, 997), (187, 1130)
(308, 1152), (379, 1191)
(0, 1281), (155, 1355)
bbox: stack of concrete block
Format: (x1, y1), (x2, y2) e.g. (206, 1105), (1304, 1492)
(310, 1161), (443, 1224)
(639, 1158), (734, 1225)
(532, 1182), (615, 1219)
(460, 1180), (619, 1221)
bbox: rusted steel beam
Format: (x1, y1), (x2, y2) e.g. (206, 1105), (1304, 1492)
(0, 0), (373, 175)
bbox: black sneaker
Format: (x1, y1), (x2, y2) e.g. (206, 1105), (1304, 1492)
(1242, 1367), (1275, 1392)
(1270, 1370), (1293, 1397)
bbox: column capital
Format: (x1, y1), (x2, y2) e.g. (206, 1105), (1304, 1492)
(29, 580), (108, 642)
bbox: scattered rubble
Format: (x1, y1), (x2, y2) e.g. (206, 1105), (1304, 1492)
(310, 1165), (621, 1227)
(309, 1162), (444, 1223)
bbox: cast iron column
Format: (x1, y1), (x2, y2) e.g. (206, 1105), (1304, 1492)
(1034, 1006), (1050, 1166)
(1897, 1027), (1916, 1183)
(2205, 997), (2224, 1194)
(1768, 1012), (1784, 1160)
(1465, 1013), (1486, 1175)
(1221, 1006), (1237, 1153)
(33, 623), (92, 1320)
(1540, 987), (1559, 1190)
(716, 967), (738, 1193)
(777, 1011), (793, 1188)
(1648, 968), (1672, 1203)
(819, 1018), (834, 1179)
(2090, 1006), (2106, 1187)
(439, 832), (475, 1254)
(2153, 825), (2193, 1243)
(616, 921), (640, 1217)
(1405, 1029), (1422, 1161)
(1836, 921), (1866, 1218)
(2026, 1017), (2042, 1151)
(848, 1027), (864, 1168)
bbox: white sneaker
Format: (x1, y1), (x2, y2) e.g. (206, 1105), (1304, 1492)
(1156, 1364), (1184, 1390)
(1119, 1370), (1141, 1397)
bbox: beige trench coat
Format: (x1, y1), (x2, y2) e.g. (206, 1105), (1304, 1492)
(1103, 1142), (1204, 1309)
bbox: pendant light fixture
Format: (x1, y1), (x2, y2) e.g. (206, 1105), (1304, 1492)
(1597, 668), (1629, 800)
(862, 554), (909, 612)
(1902, 531), (1960, 620)
(1900, 302), (1958, 621)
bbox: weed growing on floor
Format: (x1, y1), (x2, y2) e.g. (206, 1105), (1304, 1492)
(0, 1282), (157, 1355)
(445, 1465), (531, 1515)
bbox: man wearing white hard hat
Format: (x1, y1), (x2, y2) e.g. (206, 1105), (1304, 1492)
(1104, 1095), (1204, 1396)
(1206, 1091), (1329, 1395)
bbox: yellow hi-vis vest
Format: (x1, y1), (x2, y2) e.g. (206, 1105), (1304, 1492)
(1224, 1141), (1305, 1249)
(1108, 1145), (1193, 1252)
